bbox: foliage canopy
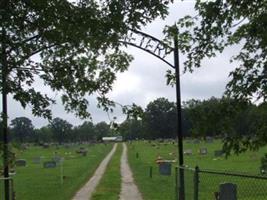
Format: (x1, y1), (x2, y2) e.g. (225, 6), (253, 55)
(171, 0), (267, 101)
(0, 0), (173, 119)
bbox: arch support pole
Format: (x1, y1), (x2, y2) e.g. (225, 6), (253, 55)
(174, 30), (185, 200)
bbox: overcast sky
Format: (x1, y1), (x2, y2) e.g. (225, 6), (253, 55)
(2, 1), (238, 128)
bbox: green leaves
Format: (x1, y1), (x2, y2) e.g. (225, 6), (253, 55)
(1, 0), (173, 120)
(165, 0), (267, 100)
(165, 69), (176, 87)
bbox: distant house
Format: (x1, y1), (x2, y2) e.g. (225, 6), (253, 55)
(102, 136), (123, 142)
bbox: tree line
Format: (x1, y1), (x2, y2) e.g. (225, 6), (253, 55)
(3, 97), (267, 153)
(119, 97), (267, 155)
(0, 118), (111, 144)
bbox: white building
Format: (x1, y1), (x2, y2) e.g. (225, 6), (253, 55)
(102, 136), (123, 142)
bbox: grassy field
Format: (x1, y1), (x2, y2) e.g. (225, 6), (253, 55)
(128, 140), (267, 200)
(1, 143), (112, 200)
(91, 143), (122, 200)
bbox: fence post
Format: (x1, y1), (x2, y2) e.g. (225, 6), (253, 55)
(175, 166), (178, 200)
(149, 166), (153, 178)
(194, 166), (199, 200)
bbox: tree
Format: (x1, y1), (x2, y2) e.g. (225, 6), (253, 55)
(0, 0), (173, 120)
(49, 118), (72, 144)
(183, 97), (231, 138)
(94, 121), (111, 141)
(34, 126), (53, 143)
(144, 98), (177, 139)
(119, 118), (144, 140)
(222, 102), (267, 155)
(10, 117), (34, 143)
(170, 0), (267, 101)
(164, 0), (267, 153)
(75, 121), (96, 142)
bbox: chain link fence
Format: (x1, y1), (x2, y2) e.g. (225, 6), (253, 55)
(179, 166), (267, 200)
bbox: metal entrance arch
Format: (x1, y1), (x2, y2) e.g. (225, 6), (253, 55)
(120, 28), (185, 200)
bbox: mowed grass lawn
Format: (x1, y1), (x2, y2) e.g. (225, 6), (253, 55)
(128, 140), (267, 200)
(91, 143), (122, 200)
(9, 143), (112, 200)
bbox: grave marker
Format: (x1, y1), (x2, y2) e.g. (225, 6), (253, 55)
(76, 147), (88, 156)
(184, 149), (193, 155)
(53, 156), (64, 163)
(214, 150), (224, 157)
(194, 139), (200, 144)
(43, 143), (50, 148)
(206, 137), (214, 143)
(199, 148), (208, 155)
(32, 157), (41, 164)
(219, 183), (237, 200)
(43, 161), (57, 168)
(159, 162), (171, 176)
(15, 159), (27, 167)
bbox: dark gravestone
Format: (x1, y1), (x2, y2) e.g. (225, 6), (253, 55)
(159, 162), (171, 176)
(219, 183), (237, 200)
(76, 147), (88, 156)
(32, 157), (41, 164)
(81, 151), (87, 156)
(43, 143), (50, 148)
(214, 150), (224, 157)
(15, 159), (27, 167)
(43, 161), (57, 168)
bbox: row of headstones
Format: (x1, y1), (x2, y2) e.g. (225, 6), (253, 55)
(157, 163), (237, 200)
(15, 156), (64, 168)
(186, 137), (214, 144)
(184, 148), (224, 156)
(146, 137), (214, 145)
(38, 142), (95, 149)
(15, 146), (88, 168)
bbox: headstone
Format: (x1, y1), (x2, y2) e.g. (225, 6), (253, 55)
(32, 157), (41, 164)
(199, 148), (208, 155)
(43, 161), (57, 168)
(184, 149), (193, 155)
(214, 150), (224, 157)
(76, 147), (88, 156)
(53, 156), (63, 163)
(21, 144), (28, 150)
(15, 159), (27, 167)
(9, 168), (16, 175)
(43, 143), (49, 148)
(194, 139), (200, 144)
(219, 183), (237, 200)
(206, 137), (214, 143)
(159, 162), (171, 176)
(81, 151), (87, 156)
